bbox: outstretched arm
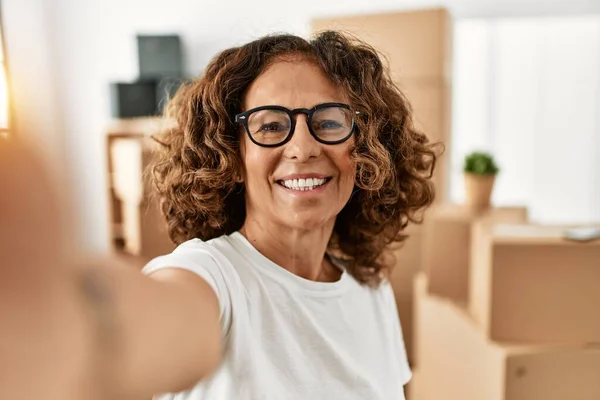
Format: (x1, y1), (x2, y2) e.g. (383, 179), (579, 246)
(0, 139), (222, 399)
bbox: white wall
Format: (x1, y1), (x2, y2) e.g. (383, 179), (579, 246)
(5, 0), (600, 253)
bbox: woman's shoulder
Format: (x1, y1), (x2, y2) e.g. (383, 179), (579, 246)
(142, 233), (239, 276)
(142, 234), (244, 341)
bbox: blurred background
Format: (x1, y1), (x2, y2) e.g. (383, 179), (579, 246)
(2, 0), (599, 399)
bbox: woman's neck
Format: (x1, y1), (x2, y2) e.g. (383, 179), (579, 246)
(239, 216), (341, 282)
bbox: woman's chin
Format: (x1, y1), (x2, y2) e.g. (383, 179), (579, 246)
(277, 211), (335, 232)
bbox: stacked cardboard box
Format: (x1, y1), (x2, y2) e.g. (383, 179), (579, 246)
(412, 209), (600, 399)
(412, 274), (600, 400)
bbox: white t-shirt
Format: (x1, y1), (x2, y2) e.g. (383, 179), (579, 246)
(143, 232), (411, 400)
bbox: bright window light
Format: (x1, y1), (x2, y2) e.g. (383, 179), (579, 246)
(452, 16), (600, 225)
(0, 11), (9, 136)
(0, 63), (9, 130)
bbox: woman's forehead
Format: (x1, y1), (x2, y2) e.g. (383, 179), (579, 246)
(243, 60), (348, 110)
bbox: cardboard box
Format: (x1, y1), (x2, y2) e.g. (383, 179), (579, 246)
(389, 223), (424, 365)
(470, 223), (600, 345)
(413, 273), (600, 400)
(423, 204), (528, 302)
(312, 8), (452, 81)
(405, 368), (424, 400)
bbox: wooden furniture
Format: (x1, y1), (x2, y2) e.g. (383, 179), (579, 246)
(470, 222), (600, 345)
(412, 273), (600, 400)
(106, 117), (174, 261)
(312, 7), (452, 364)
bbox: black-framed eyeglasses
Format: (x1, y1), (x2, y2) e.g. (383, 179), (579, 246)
(234, 102), (359, 148)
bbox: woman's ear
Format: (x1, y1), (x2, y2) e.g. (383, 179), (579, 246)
(235, 166), (245, 183)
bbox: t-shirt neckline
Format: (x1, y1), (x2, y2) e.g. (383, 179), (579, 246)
(229, 231), (353, 295)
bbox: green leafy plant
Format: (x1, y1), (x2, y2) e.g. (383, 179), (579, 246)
(463, 151), (499, 176)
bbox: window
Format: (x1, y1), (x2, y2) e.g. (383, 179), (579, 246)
(452, 17), (600, 225)
(0, 4), (9, 139)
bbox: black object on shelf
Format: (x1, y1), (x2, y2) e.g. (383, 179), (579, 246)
(137, 35), (183, 79)
(110, 34), (185, 118)
(110, 81), (158, 118)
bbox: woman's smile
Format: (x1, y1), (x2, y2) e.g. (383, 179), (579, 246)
(276, 176), (333, 195)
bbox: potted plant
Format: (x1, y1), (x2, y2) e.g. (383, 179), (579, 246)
(463, 151), (499, 210)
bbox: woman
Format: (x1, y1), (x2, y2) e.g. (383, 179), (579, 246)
(144, 30), (438, 399)
(0, 30), (438, 400)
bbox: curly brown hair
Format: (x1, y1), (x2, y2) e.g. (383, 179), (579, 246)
(151, 30), (441, 285)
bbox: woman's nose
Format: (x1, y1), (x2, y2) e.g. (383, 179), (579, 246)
(283, 116), (322, 161)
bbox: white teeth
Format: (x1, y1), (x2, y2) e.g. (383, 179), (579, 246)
(280, 177), (327, 190)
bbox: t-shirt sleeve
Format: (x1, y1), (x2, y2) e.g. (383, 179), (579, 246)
(141, 239), (232, 338)
(382, 280), (413, 388)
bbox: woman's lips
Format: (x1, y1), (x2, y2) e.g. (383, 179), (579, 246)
(276, 177), (332, 194)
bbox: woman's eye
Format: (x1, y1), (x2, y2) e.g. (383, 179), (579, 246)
(317, 120), (343, 130)
(259, 122), (286, 132)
